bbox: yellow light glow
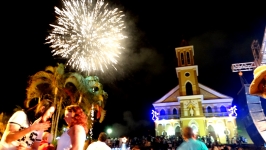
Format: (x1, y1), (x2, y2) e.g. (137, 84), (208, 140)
(166, 126), (175, 136)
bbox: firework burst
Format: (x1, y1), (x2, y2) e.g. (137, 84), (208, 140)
(46, 0), (127, 74)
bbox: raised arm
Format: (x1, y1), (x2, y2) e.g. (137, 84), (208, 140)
(5, 114), (50, 144)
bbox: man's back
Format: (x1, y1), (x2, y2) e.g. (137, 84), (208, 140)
(86, 141), (111, 150)
(177, 139), (208, 150)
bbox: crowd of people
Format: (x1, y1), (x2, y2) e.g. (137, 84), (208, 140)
(105, 132), (257, 150)
(0, 97), (261, 150)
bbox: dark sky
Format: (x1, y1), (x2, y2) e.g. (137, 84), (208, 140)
(1, 0), (266, 138)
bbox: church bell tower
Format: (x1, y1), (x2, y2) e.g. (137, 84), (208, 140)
(175, 45), (200, 96)
(175, 45), (204, 119)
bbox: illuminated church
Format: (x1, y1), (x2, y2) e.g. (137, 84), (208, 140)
(152, 45), (238, 144)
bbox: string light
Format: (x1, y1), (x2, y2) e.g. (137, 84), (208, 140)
(90, 104), (94, 139)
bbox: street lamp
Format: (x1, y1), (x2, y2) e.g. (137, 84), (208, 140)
(107, 128), (112, 135)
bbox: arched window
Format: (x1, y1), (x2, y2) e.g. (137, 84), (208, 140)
(173, 108), (177, 115)
(157, 124), (163, 136)
(186, 82), (193, 95)
(181, 53), (184, 65)
(175, 126), (181, 137)
(207, 125), (217, 140)
(160, 109), (166, 115)
(187, 52), (190, 64)
(207, 106), (213, 113)
(190, 124), (198, 134)
(220, 105), (227, 112)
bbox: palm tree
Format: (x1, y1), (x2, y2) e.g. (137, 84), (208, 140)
(63, 74), (104, 137)
(85, 76), (108, 123)
(63, 74), (108, 126)
(25, 63), (108, 142)
(25, 63), (67, 140)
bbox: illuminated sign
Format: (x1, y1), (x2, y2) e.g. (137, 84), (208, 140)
(228, 105), (237, 117)
(151, 110), (159, 121)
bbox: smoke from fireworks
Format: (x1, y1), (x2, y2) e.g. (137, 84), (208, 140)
(46, 0), (127, 74)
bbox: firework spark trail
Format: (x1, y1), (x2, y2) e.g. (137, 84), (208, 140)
(46, 0), (127, 74)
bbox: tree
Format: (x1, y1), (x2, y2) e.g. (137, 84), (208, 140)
(25, 63), (108, 142)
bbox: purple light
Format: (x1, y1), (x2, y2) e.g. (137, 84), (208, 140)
(151, 110), (159, 121)
(228, 105), (237, 117)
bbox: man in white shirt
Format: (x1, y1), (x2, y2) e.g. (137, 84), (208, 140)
(87, 132), (111, 150)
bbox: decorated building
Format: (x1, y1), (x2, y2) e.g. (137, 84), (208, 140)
(152, 45), (238, 144)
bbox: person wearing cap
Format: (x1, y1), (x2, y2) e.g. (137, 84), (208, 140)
(249, 65), (266, 98)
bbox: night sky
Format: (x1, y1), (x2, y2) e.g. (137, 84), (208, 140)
(1, 0), (266, 138)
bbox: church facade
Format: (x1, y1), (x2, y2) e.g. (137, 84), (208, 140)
(152, 45), (237, 144)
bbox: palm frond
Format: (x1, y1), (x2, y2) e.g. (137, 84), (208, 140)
(64, 73), (86, 93)
(45, 66), (55, 74)
(30, 71), (54, 81)
(99, 109), (106, 123)
(26, 78), (52, 108)
(103, 91), (108, 100)
(56, 63), (65, 75)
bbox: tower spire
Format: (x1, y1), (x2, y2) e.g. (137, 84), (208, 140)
(180, 39), (189, 47)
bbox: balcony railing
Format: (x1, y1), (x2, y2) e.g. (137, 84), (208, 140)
(157, 112), (229, 120)
(204, 112), (229, 117)
(159, 115), (180, 120)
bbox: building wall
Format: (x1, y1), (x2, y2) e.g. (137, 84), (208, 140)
(177, 67), (200, 96)
(181, 118), (206, 136)
(155, 119), (181, 136)
(153, 94), (237, 143)
(154, 109), (238, 144)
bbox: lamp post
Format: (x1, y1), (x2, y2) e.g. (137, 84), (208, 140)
(107, 128), (112, 137)
(106, 128), (112, 147)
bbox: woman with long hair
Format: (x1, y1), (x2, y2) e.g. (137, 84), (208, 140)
(0, 99), (55, 150)
(56, 105), (88, 150)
